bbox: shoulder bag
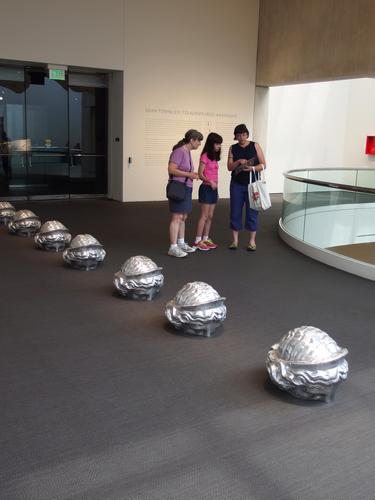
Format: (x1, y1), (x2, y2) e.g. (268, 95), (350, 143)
(166, 177), (188, 201)
(166, 151), (192, 201)
(248, 167), (272, 211)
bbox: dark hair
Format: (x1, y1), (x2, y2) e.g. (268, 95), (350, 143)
(233, 123), (249, 139)
(201, 132), (223, 161)
(172, 129), (203, 151)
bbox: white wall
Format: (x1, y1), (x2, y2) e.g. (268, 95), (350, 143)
(263, 79), (375, 193)
(0, 0), (124, 70)
(123, 0), (259, 201)
(0, 0), (260, 202)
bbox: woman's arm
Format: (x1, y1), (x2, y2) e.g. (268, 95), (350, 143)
(254, 143), (266, 170)
(198, 160), (208, 182)
(243, 143), (267, 172)
(227, 145), (247, 172)
(168, 161), (198, 180)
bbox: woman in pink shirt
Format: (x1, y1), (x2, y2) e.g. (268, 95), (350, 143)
(194, 132), (223, 251)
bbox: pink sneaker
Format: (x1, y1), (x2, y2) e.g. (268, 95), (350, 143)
(203, 239), (218, 249)
(193, 240), (211, 251)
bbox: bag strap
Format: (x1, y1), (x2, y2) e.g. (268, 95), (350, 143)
(252, 166), (265, 182)
(259, 165), (265, 182)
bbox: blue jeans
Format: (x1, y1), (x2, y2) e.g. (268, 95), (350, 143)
(230, 180), (258, 231)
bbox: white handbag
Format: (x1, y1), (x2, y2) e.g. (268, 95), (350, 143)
(248, 167), (272, 211)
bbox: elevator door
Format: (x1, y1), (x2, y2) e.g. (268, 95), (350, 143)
(0, 65), (108, 199)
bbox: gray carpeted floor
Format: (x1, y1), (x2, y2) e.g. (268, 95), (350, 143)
(1, 196), (374, 500)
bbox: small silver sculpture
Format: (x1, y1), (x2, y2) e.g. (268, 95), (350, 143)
(266, 326), (349, 402)
(63, 234), (106, 270)
(35, 220), (72, 252)
(165, 281), (226, 337)
(8, 209), (41, 236)
(114, 255), (164, 300)
(0, 202), (16, 225)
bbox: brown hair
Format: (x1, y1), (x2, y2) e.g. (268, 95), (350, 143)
(172, 129), (203, 151)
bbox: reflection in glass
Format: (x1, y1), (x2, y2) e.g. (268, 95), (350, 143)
(69, 75), (108, 195)
(0, 64), (108, 198)
(26, 69), (68, 150)
(0, 66), (27, 196)
(282, 169), (375, 252)
(70, 155), (106, 195)
(281, 177), (307, 240)
(25, 69), (69, 195)
(69, 85), (107, 154)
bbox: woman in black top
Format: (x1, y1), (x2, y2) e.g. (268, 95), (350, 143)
(227, 124), (266, 251)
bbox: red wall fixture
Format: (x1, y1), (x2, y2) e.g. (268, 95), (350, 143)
(365, 136), (375, 155)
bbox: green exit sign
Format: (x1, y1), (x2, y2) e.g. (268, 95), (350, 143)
(49, 69), (65, 80)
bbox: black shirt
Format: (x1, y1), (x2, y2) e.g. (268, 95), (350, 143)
(231, 141), (259, 185)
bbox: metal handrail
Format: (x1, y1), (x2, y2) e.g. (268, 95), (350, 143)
(284, 169), (375, 195)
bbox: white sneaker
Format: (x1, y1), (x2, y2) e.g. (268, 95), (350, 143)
(168, 246), (188, 258)
(178, 242), (196, 253)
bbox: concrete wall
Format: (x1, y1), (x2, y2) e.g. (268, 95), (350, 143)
(257, 0), (375, 86)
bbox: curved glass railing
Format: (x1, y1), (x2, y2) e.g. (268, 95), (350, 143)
(280, 168), (375, 279)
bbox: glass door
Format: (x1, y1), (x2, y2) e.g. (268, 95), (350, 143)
(69, 73), (108, 196)
(0, 66), (28, 198)
(0, 64), (108, 199)
(26, 68), (69, 198)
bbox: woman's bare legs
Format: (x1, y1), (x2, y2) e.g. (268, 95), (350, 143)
(178, 213), (188, 240)
(196, 204), (210, 239)
(203, 204), (215, 239)
(231, 229), (239, 246)
(169, 213), (184, 245)
(249, 230), (256, 246)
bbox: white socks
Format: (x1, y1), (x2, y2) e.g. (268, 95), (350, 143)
(195, 236), (202, 243)
(177, 238), (185, 246)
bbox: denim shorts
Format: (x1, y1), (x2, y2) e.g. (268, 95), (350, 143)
(198, 183), (218, 204)
(169, 186), (193, 213)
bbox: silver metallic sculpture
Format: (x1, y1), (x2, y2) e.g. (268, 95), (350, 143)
(35, 220), (72, 252)
(63, 234), (106, 270)
(165, 281), (226, 337)
(266, 325), (349, 402)
(0, 202), (16, 225)
(114, 255), (164, 300)
(8, 209), (41, 236)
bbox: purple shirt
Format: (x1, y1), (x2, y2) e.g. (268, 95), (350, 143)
(169, 146), (193, 188)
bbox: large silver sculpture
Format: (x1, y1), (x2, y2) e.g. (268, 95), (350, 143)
(63, 234), (106, 270)
(8, 209), (41, 236)
(266, 325), (349, 402)
(0, 202), (16, 225)
(165, 281), (226, 337)
(35, 220), (72, 252)
(114, 255), (164, 300)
